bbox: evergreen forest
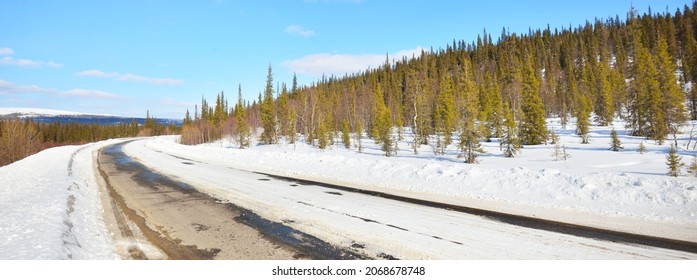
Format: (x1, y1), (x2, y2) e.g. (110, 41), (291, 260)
(165, 4), (697, 159)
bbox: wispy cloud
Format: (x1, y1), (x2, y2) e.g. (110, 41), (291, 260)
(0, 47), (14, 56)
(285, 25), (316, 38)
(60, 89), (121, 99)
(282, 46), (427, 77)
(0, 48), (63, 68)
(76, 69), (183, 86)
(304, 0), (363, 3)
(0, 80), (54, 95)
(76, 69), (118, 78)
(0, 56), (63, 68)
(0, 79), (122, 99)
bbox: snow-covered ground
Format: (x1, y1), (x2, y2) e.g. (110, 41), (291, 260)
(123, 138), (697, 259)
(142, 118), (697, 243)
(0, 140), (121, 259)
(0, 117), (695, 259)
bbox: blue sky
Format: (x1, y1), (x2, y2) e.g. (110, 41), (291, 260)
(0, 0), (692, 118)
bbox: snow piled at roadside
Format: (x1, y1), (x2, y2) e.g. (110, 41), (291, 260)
(145, 119), (697, 235)
(0, 140), (120, 259)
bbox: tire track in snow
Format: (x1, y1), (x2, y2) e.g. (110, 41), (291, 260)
(62, 144), (92, 259)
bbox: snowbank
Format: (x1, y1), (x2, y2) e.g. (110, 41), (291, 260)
(0, 140), (121, 259)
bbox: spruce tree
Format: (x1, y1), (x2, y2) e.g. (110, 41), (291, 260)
(183, 109), (192, 126)
(341, 119), (351, 149)
(576, 95), (592, 144)
(457, 60), (483, 163)
(548, 129), (559, 144)
(688, 156), (697, 177)
(638, 141), (647, 154)
(610, 128), (623, 151)
(371, 83), (394, 156)
(260, 65), (277, 144)
(655, 36), (688, 137)
(501, 102), (520, 158)
(317, 118), (329, 149)
(520, 56), (547, 145)
(594, 63), (614, 126)
(434, 74), (456, 154)
(552, 142), (565, 161)
(627, 29), (666, 142)
(277, 84), (290, 140)
(666, 144), (683, 177)
(234, 85), (251, 148)
(355, 120), (363, 153)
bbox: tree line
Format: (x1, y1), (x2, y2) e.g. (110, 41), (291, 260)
(183, 3), (697, 163)
(0, 113), (176, 166)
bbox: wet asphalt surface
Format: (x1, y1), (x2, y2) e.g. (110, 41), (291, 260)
(101, 141), (369, 260)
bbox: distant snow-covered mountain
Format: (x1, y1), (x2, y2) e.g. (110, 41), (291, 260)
(0, 107), (110, 117)
(0, 107), (181, 126)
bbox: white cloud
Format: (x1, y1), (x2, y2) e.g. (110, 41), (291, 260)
(0, 55), (63, 68)
(282, 46), (427, 77)
(45, 61), (63, 68)
(116, 73), (183, 85)
(285, 25), (316, 38)
(0, 48), (14, 56)
(76, 69), (119, 78)
(76, 69), (183, 86)
(304, 0), (363, 3)
(0, 80), (122, 100)
(0, 80), (54, 95)
(60, 89), (121, 99)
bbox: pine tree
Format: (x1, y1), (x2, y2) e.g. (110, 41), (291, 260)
(501, 102), (520, 158)
(371, 83), (394, 156)
(688, 156), (697, 177)
(288, 107), (298, 145)
(552, 142), (565, 161)
(434, 74), (456, 154)
(183, 109), (192, 126)
(457, 59), (483, 163)
(610, 128), (623, 151)
(355, 120), (363, 153)
(234, 84), (251, 148)
(341, 119), (351, 149)
(576, 95), (592, 144)
(594, 63), (614, 126)
(277, 84), (291, 140)
(519, 55), (547, 145)
(655, 35), (688, 137)
(548, 129), (559, 144)
(638, 141), (647, 154)
(627, 28), (667, 143)
(260, 65), (277, 144)
(483, 74), (504, 140)
(666, 144), (683, 177)
(316, 117), (330, 149)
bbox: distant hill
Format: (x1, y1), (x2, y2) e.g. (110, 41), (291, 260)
(0, 107), (181, 126)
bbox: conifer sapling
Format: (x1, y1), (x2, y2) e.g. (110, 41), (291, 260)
(610, 128), (623, 151)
